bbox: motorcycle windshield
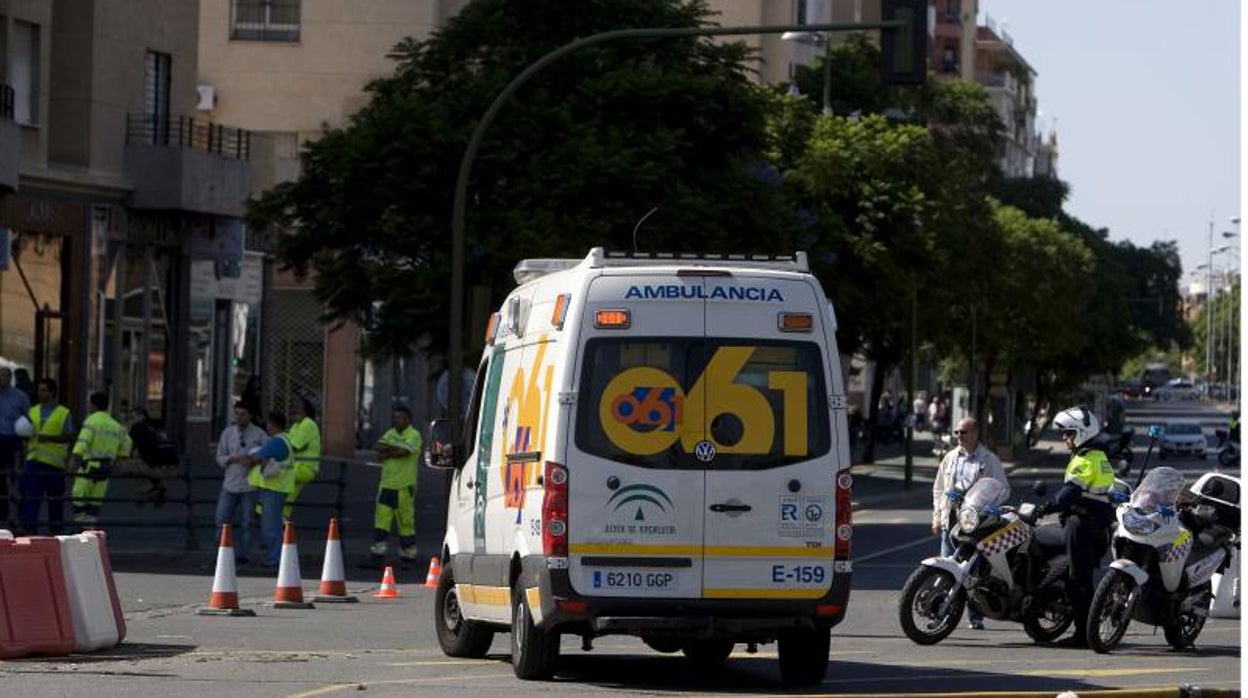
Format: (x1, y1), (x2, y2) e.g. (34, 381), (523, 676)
(964, 478), (1008, 510)
(1131, 466), (1186, 512)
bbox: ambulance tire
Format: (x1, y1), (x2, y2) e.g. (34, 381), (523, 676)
(511, 585), (560, 680)
(777, 627), (830, 686)
(435, 561), (494, 658)
(681, 639), (734, 670)
(642, 637), (683, 654)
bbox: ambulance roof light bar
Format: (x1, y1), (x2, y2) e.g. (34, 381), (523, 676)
(589, 247), (809, 272)
(513, 258), (583, 285)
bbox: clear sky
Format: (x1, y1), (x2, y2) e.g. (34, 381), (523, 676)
(979, 0), (1241, 287)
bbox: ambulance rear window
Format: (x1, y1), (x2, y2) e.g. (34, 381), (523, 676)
(575, 338), (830, 470)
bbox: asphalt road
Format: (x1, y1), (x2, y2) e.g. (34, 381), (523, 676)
(0, 399), (1238, 696)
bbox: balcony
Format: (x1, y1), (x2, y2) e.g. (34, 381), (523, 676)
(124, 114), (253, 217)
(982, 71), (1019, 96)
(0, 84), (18, 192)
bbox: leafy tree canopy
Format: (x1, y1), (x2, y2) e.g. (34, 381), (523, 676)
(248, 0), (802, 356)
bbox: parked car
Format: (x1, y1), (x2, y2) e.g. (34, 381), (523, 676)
(1160, 422), (1208, 459)
(1154, 378), (1199, 401)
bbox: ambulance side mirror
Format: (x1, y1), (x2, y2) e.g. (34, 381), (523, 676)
(425, 418), (461, 470)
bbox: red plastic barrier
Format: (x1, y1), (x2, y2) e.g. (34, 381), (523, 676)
(0, 534), (75, 658)
(86, 530), (127, 644)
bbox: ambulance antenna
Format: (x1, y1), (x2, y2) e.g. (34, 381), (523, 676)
(632, 207), (658, 253)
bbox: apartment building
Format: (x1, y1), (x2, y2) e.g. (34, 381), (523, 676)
(0, 0), (250, 452)
(974, 16), (1038, 177)
(196, 0), (472, 455)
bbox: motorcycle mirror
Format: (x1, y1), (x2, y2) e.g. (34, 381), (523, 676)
(1032, 481), (1048, 497)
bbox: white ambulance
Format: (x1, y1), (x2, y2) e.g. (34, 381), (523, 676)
(427, 248), (852, 685)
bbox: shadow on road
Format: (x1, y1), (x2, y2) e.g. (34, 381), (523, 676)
(468, 652), (1113, 694)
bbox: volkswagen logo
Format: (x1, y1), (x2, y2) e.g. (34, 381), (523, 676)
(694, 440), (717, 463)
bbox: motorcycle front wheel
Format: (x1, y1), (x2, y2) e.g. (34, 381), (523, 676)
(1163, 582), (1211, 649)
(899, 566), (966, 645)
(1218, 448), (1238, 467)
(1088, 568), (1136, 653)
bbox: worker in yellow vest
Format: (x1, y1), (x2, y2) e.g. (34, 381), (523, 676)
(283, 397), (321, 518)
(69, 391), (132, 524)
(19, 378), (75, 533)
(229, 411), (294, 569)
(367, 404), (422, 568)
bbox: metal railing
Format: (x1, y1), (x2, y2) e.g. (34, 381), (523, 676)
(126, 113), (252, 161)
(0, 84), (14, 120)
(1, 455), (357, 550)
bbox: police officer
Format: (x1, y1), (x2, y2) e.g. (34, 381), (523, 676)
(1043, 405), (1115, 647)
(69, 392), (133, 524)
(1229, 410), (1240, 443)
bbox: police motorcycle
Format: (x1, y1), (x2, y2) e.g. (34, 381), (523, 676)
(899, 478), (1083, 645)
(1086, 458), (1241, 653)
(1214, 428), (1240, 469)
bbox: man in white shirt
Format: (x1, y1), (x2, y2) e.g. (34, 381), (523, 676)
(214, 402), (268, 565)
(931, 417), (1010, 629)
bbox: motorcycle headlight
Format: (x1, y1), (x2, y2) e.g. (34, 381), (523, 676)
(958, 507), (980, 532)
(1121, 508), (1160, 536)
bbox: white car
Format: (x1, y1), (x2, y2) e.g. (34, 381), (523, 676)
(1160, 422), (1207, 459)
(1154, 378), (1199, 401)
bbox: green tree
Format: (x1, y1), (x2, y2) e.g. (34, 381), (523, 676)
(1191, 279), (1240, 381)
(248, 0), (802, 356)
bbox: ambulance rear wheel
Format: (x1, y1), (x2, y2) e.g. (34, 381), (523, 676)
(511, 585), (560, 680)
(777, 627), (830, 686)
(435, 561), (494, 658)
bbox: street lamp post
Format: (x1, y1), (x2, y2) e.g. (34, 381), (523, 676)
(781, 30), (834, 115)
(447, 15), (923, 420)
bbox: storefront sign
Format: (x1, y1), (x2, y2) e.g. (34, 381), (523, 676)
(190, 253), (263, 305)
(190, 218), (244, 263)
(0, 197), (86, 236)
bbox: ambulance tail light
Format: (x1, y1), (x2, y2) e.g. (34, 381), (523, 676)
(834, 471), (853, 560)
(551, 294), (570, 329)
(542, 461), (569, 560)
(484, 312), (500, 346)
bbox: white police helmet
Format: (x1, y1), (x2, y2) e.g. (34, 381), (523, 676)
(1053, 406), (1100, 448)
(13, 415), (34, 438)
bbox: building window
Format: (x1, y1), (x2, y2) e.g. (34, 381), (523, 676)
(143, 51), (171, 143)
(941, 44), (958, 74)
(12, 20), (40, 125)
(231, 0), (301, 42)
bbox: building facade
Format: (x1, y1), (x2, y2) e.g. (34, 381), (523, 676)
(0, 0), (251, 454)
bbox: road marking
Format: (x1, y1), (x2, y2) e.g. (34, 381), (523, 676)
(282, 671), (512, 698)
(386, 659), (495, 666)
(1017, 667), (1207, 678)
(856, 535), (934, 563)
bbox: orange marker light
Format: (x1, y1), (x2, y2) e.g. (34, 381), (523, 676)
(594, 309), (631, 329)
(551, 294), (570, 329)
(779, 313), (813, 332)
(484, 312), (500, 345)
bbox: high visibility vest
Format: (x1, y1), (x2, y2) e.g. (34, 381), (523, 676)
(1064, 449), (1116, 500)
(247, 434), (295, 494)
(27, 404), (71, 469)
(378, 426), (422, 489)
(72, 411), (132, 463)
(289, 417), (322, 473)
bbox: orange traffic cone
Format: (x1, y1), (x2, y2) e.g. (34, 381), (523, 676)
(198, 524), (256, 616)
(273, 521), (314, 609)
(374, 566), (400, 599)
(313, 518), (357, 603)
(423, 556), (442, 588)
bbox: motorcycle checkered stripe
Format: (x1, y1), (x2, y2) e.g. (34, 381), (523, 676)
(976, 521), (1029, 556)
(1160, 531), (1192, 563)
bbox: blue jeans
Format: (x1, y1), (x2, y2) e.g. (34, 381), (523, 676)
(942, 530), (983, 623)
(215, 489), (256, 562)
(20, 460), (67, 534)
(256, 488), (287, 566)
